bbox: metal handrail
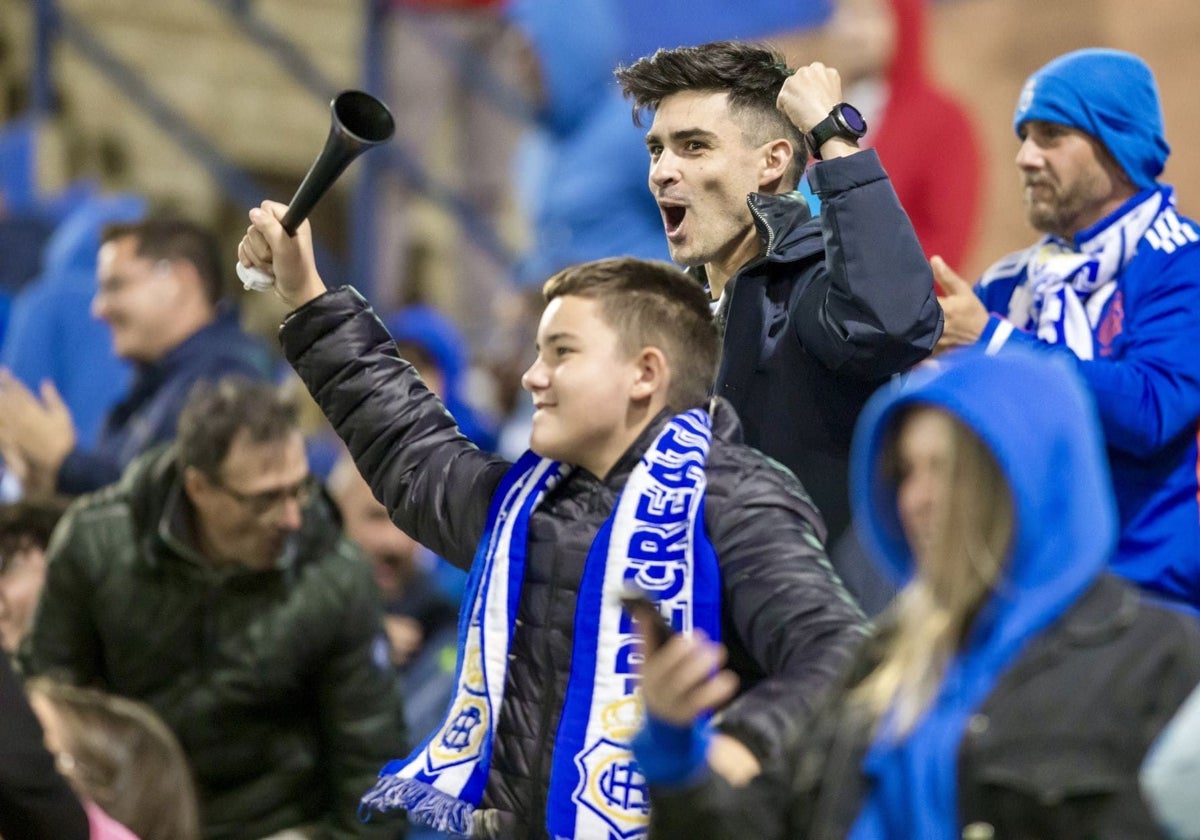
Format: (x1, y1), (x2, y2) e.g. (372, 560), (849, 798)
(28, 0), (529, 304)
(30, 0), (347, 284)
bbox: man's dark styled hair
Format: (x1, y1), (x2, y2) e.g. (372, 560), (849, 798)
(176, 377), (298, 479)
(543, 257), (719, 410)
(615, 41), (808, 188)
(0, 497), (71, 562)
(101, 217), (225, 306)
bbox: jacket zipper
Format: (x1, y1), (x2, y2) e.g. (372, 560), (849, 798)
(748, 197), (777, 258)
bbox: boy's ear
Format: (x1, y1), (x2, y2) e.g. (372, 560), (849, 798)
(630, 346), (670, 402)
(759, 138), (794, 191)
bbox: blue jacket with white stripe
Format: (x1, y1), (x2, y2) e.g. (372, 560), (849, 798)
(976, 188), (1200, 609)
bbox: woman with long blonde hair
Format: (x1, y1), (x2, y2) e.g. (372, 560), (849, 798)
(631, 346), (1200, 839)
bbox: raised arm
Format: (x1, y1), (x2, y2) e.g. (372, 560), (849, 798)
(797, 150), (943, 378)
(775, 64), (942, 378)
(241, 202), (511, 567)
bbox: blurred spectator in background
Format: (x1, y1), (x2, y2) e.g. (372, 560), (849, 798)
(610, 0), (831, 64)
(386, 304), (499, 453)
(0, 193), (145, 448)
(0, 652), (90, 840)
(935, 48), (1200, 612)
(483, 0), (675, 458)
(0, 217), (274, 499)
(24, 377), (406, 840)
(505, 0), (671, 288)
(0, 116), (101, 338)
(327, 450), (459, 748)
(0, 496), (68, 657)
(817, 0), (982, 266)
(375, 0), (527, 346)
(634, 346), (1200, 840)
(27, 677), (201, 840)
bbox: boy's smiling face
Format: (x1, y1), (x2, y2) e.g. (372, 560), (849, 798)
(522, 295), (649, 478)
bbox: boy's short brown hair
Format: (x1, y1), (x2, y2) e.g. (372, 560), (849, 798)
(543, 257), (719, 410)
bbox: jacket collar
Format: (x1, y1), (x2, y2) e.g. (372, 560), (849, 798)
(745, 190), (823, 262)
(686, 191), (823, 298)
(596, 399), (742, 490)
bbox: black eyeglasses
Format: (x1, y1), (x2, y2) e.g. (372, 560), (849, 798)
(212, 474), (319, 516)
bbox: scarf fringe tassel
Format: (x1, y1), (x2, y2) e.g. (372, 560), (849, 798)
(359, 775), (475, 838)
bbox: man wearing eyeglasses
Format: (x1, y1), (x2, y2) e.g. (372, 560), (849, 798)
(0, 217), (273, 499)
(23, 377), (408, 840)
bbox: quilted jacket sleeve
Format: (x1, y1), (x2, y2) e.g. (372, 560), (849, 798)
(279, 287), (511, 569)
(703, 436), (868, 770)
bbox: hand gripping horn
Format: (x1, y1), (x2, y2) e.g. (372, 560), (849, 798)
(237, 89), (395, 291)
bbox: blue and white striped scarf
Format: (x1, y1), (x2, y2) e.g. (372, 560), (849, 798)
(360, 409), (720, 839)
(997, 187), (1172, 359)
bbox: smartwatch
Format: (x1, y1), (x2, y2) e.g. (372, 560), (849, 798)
(806, 102), (868, 160)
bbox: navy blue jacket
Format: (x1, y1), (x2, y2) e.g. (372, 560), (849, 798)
(56, 306), (274, 495)
(712, 150), (942, 543)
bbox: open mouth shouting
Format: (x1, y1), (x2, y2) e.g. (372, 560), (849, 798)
(659, 201), (688, 241)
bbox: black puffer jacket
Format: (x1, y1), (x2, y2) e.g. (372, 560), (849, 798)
(25, 446), (408, 840)
(281, 287), (868, 839)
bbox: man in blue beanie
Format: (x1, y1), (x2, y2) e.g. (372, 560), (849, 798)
(934, 48), (1200, 612)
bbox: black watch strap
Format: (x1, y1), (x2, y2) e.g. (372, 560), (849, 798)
(806, 102), (867, 160)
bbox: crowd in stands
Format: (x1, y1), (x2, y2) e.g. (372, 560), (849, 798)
(0, 3), (1199, 840)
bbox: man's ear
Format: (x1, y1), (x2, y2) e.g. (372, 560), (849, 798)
(182, 465), (211, 507)
(630, 346), (670, 403)
(759, 139), (795, 192)
(164, 259), (204, 304)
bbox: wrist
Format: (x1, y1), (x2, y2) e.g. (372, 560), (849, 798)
(806, 102), (868, 161)
(282, 276), (329, 311)
(811, 137), (862, 161)
(633, 715), (711, 787)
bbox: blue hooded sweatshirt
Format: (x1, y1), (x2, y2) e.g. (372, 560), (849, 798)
(507, 0), (671, 287)
(0, 193), (146, 447)
(846, 346), (1117, 838)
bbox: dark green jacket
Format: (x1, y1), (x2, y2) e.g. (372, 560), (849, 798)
(24, 445), (407, 840)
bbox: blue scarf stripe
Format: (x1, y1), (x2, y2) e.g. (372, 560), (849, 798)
(364, 453), (565, 819)
(548, 408), (718, 839)
(364, 412), (718, 840)
(374, 450), (554, 778)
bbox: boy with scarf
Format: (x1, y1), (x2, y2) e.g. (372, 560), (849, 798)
(237, 209), (867, 840)
(934, 48), (1200, 612)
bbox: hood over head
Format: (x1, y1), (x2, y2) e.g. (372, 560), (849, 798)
(852, 345), (1115, 620)
(42, 193), (148, 277)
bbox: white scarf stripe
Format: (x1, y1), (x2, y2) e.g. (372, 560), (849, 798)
(1006, 189), (1169, 358)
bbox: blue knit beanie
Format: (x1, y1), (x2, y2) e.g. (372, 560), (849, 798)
(1013, 48), (1170, 189)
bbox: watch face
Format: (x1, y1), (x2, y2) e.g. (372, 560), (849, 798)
(838, 104), (867, 135)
